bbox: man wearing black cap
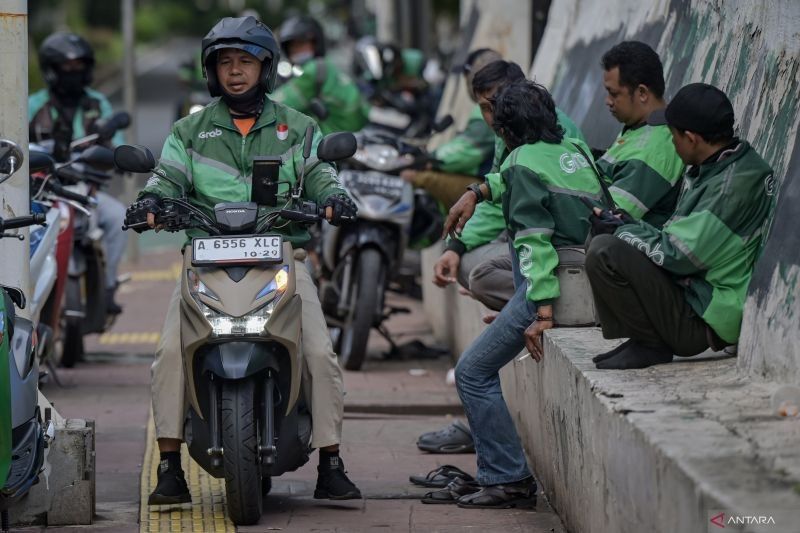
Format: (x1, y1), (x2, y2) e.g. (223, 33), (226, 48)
(585, 83), (774, 369)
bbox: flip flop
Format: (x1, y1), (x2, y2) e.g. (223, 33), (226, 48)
(421, 477), (480, 504)
(416, 420), (474, 454)
(410, 464), (474, 488)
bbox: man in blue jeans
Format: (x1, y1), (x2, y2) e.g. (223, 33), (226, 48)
(433, 81), (599, 508)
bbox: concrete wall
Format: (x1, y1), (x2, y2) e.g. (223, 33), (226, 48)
(530, 0), (800, 383)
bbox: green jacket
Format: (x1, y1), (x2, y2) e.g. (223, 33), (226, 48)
(450, 107), (587, 253)
(272, 57), (370, 135)
(29, 88), (125, 145)
(596, 123), (685, 228)
(614, 141), (773, 343)
(432, 105), (496, 176)
(138, 98), (346, 247)
(484, 138), (601, 304)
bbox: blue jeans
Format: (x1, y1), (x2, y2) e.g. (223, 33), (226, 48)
(455, 246), (535, 485)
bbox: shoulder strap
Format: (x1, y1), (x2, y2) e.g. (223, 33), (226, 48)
(570, 141), (617, 209)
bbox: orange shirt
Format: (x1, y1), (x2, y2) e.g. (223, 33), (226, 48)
(233, 117), (256, 137)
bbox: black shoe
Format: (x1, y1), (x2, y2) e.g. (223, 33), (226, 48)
(148, 461), (191, 505)
(595, 341), (673, 369)
(105, 288), (123, 315)
(456, 477), (537, 509)
(592, 339), (634, 363)
(314, 458), (362, 500)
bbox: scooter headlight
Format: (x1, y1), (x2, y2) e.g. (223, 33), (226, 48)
(187, 267), (288, 337)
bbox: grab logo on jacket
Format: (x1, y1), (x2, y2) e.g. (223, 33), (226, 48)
(559, 152), (590, 174)
(198, 128), (223, 139)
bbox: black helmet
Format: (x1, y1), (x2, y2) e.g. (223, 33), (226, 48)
(201, 16), (280, 96)
(279, 15), (326, 57)
(38, 32), (95, 89)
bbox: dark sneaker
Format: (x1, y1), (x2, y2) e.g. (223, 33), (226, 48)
(105, 288), (123, 315)
(314, 458), (362, 500)
(148, 461), (191, 505)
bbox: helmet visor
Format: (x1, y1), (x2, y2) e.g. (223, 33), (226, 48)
(203, 41), (272, 64)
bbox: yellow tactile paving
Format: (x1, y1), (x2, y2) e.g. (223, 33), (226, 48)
(98, 332), (161, 345)
(139, 413), (236, 533)
(129, 262), (182, 282)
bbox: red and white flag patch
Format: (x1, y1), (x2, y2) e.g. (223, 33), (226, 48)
(276, 123), (289, 141)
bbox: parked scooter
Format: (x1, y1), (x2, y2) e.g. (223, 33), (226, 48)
(28, 149), (96, 375)
(115, 129), (357, 526)
(0, 141), (55, 531)
(31, 110), (131, 367)
(318, 117), (452, 370)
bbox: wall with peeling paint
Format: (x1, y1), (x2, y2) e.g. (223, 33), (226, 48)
(530, 0), (800, 383)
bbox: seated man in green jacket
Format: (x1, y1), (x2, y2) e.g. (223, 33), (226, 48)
(597, 41), (685, 228)
(433, 60), (585, 311)
(273, 15), (369, 134)
(399, 48), (501, 208)
(587, 83), (773, 369)
(428, 80), (601, 507)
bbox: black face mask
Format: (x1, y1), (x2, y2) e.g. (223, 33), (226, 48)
(51, 70), (87, 104)
(220, 84), (265, 118)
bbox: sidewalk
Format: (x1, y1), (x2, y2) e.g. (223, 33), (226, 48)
(34, 250), (564, 532)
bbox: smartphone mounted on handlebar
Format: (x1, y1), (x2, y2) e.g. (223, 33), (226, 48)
(251, 156), (282, 207)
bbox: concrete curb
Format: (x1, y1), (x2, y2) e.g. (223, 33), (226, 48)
(500, 328), (800, 533)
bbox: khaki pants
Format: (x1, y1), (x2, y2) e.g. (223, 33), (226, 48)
(411, 170), (481, 209)
(151, 258), (344, 449)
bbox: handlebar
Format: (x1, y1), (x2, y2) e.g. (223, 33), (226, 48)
(0, 213), (47, 231)
(46, 181), (96, 206)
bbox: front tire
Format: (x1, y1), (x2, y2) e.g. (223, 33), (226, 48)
(339, 248), (385, 371)
(221, 379), (263, 525)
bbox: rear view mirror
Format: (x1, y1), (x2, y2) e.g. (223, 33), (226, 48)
(78, 145), (115, 169)
(93, 111), (132, 141)
(0, 139), (24, 185)
(114, 144), (156, 173)
(316, 132), (357, 163)
(433, 114), (454, 133)
(29, 150), (55, 174)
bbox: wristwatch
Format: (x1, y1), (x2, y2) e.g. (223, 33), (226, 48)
(466, 182), (484, 203)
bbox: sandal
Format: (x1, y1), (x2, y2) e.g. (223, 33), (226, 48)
(421, 477), (479, 504)
(456, 478), (536, 509)
(416, 420), (474, 454)
(410, 464), (474, 488)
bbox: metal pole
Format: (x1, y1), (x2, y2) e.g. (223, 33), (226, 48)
(0, 0), (31, 318)
(122, 0), (139, 263)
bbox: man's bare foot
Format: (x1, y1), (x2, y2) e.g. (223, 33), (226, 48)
(482, 313), (498, 324)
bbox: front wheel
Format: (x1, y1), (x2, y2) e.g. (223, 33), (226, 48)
(221, 379), (263, 525)
(339, 248), (385, 371)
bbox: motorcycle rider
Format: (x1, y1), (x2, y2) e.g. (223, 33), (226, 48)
(29, 32), (128, 314)
(273, 15), (370, 134)
(124, 16), (361, 505)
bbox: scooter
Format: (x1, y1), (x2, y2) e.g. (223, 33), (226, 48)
(28, 149), (95, 375)
(0, 141), (55, 531)
(318, 117), (452, 370)
(115, 129), (357, 526)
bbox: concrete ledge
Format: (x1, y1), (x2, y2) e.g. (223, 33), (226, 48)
(9, 399), (95, 527)
(501, 329), (800, 533)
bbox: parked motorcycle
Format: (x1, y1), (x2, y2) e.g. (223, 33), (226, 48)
(115, 129), (357, 525)
(30, 110), (131, 367)
(0, 141), (55, 530)
(318, 117), (452, 370)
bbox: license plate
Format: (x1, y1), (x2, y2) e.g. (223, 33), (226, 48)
(192, 235), (283, 265)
